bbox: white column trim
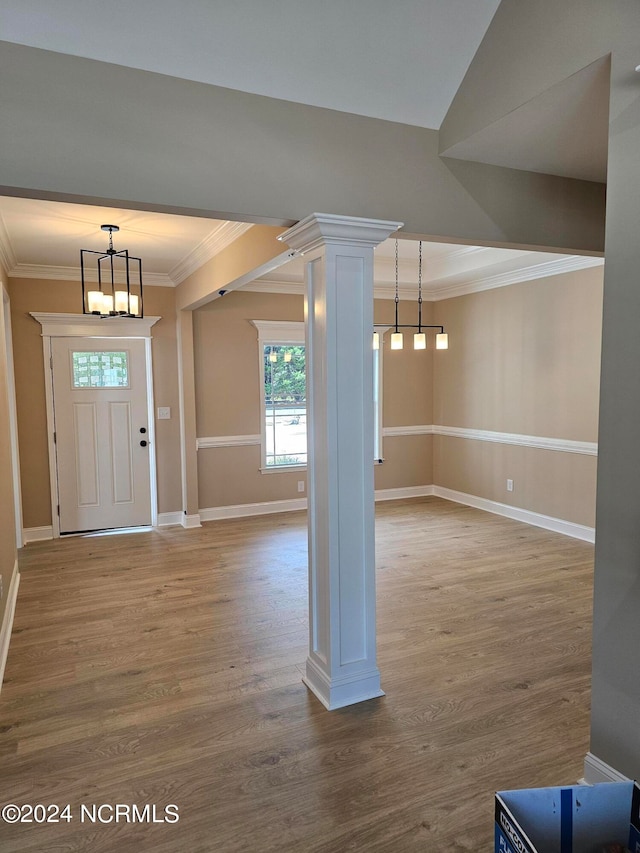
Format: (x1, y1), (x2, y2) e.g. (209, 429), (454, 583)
(279, 213), (402, 711)
(279, 213), (402, 254)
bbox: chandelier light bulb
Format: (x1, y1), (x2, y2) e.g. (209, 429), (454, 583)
(436, 333), (449, 350)
(390, 332), (403, 350)
(413, 332), (426, 350)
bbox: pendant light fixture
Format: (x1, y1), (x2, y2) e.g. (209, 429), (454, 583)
(81, 225), (144, 318)
(390, 239), (403, 350)
(374, 239), (448, 351)
(414, 241), (426, 350)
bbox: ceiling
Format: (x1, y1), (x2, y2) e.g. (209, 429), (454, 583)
(0, 196), (603, 300)
(0, 2), (607, 286)
(0, 0), (501, 130)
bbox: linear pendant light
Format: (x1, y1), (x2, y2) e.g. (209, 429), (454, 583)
(374, 238), (448, 351)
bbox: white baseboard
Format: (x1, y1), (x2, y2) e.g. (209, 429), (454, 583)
(201, 498), (307, 522)
(0, 561), (20, 693)
(582, 752), (629, 784)
(199, 487), (438, 522)
(181, 513), (202, 529)
(22, 525), (53, 544)
(432, 486), (595, 543)
(375, 485), (434, 502)
(156, 512), (183, 527)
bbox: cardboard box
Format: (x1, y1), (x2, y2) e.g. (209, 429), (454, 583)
(495, 781), (640, 853)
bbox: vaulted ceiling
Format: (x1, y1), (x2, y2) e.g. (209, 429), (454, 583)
(0, 0), (607, 289)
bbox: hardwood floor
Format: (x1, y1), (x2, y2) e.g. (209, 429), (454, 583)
(0, 498), (593, 852)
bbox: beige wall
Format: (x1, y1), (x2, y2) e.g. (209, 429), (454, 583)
(432, 267), (604, 527)
(193, 289), (435, 509)
(8, 279), (182, 528)
(0, 270), (18, 638)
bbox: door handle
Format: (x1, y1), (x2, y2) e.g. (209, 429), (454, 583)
(140, 440), (148, 447)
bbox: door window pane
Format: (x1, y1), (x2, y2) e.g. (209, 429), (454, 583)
(72, 351), (129, 388)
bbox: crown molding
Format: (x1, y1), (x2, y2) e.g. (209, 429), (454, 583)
(427, 254), (604, 301)
(169, 221), (254, 284)
(0, 212), (17, 274)
(244, 255), (604, 300)
(8, 264), (173, 286)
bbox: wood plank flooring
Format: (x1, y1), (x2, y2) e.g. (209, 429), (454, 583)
(0, 498), (593, 852)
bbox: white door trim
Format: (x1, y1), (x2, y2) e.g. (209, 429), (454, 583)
(31, 313), (160, 537)
(2, 286), (23, 548)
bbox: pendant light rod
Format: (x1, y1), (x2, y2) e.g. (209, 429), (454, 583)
(394, 238), (400, 334)
(417, 240), (423, 333)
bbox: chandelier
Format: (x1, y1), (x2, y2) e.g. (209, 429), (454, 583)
(81, 225), (143, 317)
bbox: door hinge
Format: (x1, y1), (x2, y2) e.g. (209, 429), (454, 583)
(53, 431), (57, 444)
(56, 504), (60, 516)
(50, 355), (53, 370)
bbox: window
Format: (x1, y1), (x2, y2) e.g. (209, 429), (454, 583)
(251, 320), (384, 471)
(264, 344), (307, 467)
(72, 350), (129, 388)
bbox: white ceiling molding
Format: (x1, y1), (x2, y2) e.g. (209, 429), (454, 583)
(246, 254), (604, 301)
(169, 221), (254, 284)
(426, 254), (604, 301)
(9, 263), (173, 287)
(0, 212), (17, 273)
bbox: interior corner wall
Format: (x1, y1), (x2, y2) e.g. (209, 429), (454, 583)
(193, 290), (434, 511)
(8, 279), (182, 528)
(432, 266), (604, 528)
(0, 266), (18, 639)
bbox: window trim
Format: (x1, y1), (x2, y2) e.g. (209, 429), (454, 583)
(251, 319), (387, 472)
(251, 320), (306, 471)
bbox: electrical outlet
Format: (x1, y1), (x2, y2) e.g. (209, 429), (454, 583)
(507, 479), (514, 492)
(157, 407), (171, 420)
(297, 481), (305, 493)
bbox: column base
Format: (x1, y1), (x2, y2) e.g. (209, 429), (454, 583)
(303, 656), (384, 711)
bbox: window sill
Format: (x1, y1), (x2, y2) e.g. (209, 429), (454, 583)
(260, 464), (307, 474)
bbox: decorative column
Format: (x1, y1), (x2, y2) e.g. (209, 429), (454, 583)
(279, 213), (402, 709)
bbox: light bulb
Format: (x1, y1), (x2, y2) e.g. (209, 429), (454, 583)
(372, 332), (380, 350)
(87, 291), (103, 313)
(413, 333), (426, 350)
(436, 333), (448, 350)
(129, 294), (140, 315)
(102, 293), (114, 313)
(114, 291), (129, 313)
(390, 332), (403, 350)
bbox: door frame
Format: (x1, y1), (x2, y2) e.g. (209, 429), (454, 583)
(32, 313), (160, 538)
(2, 285), (23, 548)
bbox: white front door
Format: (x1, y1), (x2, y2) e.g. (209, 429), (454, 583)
(51, 337), (152, 533)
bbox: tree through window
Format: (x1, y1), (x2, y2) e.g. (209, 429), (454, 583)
(264, 344), (307, 467)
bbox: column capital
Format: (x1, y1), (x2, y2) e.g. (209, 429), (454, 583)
(278, 213), (403, 255)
